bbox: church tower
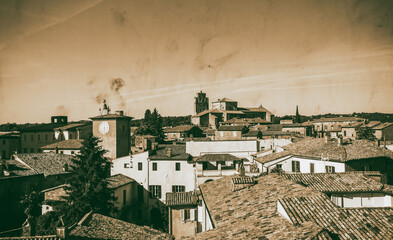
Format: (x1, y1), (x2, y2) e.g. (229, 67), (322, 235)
(194, 91), (209, 114)
(295, 105), (301, 123)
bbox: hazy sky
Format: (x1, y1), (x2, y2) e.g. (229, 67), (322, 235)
(1, 0), (392, 124)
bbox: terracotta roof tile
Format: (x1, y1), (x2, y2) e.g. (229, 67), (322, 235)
(163, 125), (198, 133)
(41, 139), (84, 150)
(149, 145), (191, 160)
(107, 174), (134, 189)
(255, 151), (291, 164)
(16, 153), (74, 176)
(195, 174), (328, 239)
(166, 191), (198, 206)
(69, 212), (171, 239)
(279, 195), (393, 239)
(217, 125), (246, 131)
(312, 117), (365, 123)
(283, 172), (384, 193)
(372, 122), (393, 130)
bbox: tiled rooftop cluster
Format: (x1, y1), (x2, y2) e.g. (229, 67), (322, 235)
(279, 195), (393, 239)
(16, 153), (74, 176)
(193, 174), (328, 239)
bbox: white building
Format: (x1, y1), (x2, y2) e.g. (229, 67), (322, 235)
(111, 145), (195, 203)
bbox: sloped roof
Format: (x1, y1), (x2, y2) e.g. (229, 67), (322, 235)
(54, 122), (91, 131)
(166, 191), (198, 207)
(213, 97), (236, 102)
(281, 123), (307, 128)
(149, 144), (191, 161)
(204, 129), (216, 135)
(0, 131), (20, 138)
(340, 122), (364, 128)
(364, 121), (382, 128)
(195, 174), (329, 239)
(279, 195), (393, 239)
(16, 153), (74, 176)
(255, 151), (292, 164)
(69, 212), (172, 240)
(261, 131), (292, 136)
(217, 125), (246, 131)
(107, 174), (134, 189)
(163, 125), (198, 133)
(313, 117), (365, 123)
(90, 114), (132, 120)
(21, 123), (67, 132)
(221, 118), (270, 125)
(241, 130), (261, 137)
(1, 159), (39, 177)
(372, 122), (393, 130)
(193, 109), (223, 117)
(282, 172), (384, 193)
(196, 154), (244, 162)
(41, 139), (84, 150)
(284, 138), (393, 162)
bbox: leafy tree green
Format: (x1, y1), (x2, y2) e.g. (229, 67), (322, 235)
(20, 191), (42, 235)
(358, 127), (376, 141)
(136, 108), (164, 139)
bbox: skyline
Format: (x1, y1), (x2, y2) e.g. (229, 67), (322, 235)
(1, 0), (393, 124)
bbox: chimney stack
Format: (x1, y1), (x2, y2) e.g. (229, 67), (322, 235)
(166, 148), (172, 158)
(116, 110), (124, 116)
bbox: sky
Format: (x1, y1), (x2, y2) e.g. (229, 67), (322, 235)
(0, 0), (393, 124)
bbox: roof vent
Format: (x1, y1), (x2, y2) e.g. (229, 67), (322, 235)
(231, 177), (255, 191)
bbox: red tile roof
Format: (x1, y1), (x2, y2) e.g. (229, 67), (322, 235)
(41, 139), (84, 150)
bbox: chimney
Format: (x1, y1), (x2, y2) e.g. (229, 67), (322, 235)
(116, 110), (124, 116)
(166, 148), (172, 158)
(338, 136), (343, 146)
(56, 216), (68, 238)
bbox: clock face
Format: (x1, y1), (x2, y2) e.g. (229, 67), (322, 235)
(99, 121), (110, 134)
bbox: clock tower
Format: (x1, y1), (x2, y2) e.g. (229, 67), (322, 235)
(90, 102), (132, 160)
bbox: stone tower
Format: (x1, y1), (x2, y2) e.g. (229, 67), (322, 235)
(194, 91), (209, 114)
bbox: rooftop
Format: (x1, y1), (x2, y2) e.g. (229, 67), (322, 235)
(149, 144), (191, 161)
(372, 122), (393, 130)
(69, 212), (172, 240)
(279, 195), (393, 239)
(0, 159), (39, 177)
(241, 130), (261, 137)
(89, 113), (132, 120)
(0, 131), (20, 138)
(217, 125), (246, 131)
(107, 174), (134, 189)
(282, 172), (384, 193)
(16, 153), (74, 176)
(163, 125), (198, 133)
(364, 121), (382, 128)
(41, 139), (84, 150)
(195, 174), (328, 239)
(255, 151), (291, 164)
(21, 123), (67, 132)
(313, 117), (365, 123)
(221, 117), (271, 125)
(195, 154), (244, 162)
(193, 109), (224, 117)
(213, 97), (236, 102)
(54, 122), (91, 131)
(166, 191), (198, 207)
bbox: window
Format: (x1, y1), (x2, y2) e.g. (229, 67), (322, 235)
(276, 164), (282, 170)
(181, 209), (196, 222)
(202, 162), (208, 170)
(325, 166), (335, 173)
(344, 131), (347, 137)
(184, 209), (191, 221)
(124, 163), (130, 168)
(60, 151), (64, 154)
(69, 134), (72, 139)
(175, 162), (181, 171)
(149, 185), (162, 199)
(152, 162), (157, 171)
(71, 151), (75, 155)
(292, 161), (300, 172)
(310, 163), (314, 173)
(233, 132), (237, 137)
(138, 162), (143, 171)
(172, 185), (185, 192)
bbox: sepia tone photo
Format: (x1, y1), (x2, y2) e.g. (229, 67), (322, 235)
(0, 0), (393, 239)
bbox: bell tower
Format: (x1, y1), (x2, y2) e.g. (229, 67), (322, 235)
(194, 91), (209, 114)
